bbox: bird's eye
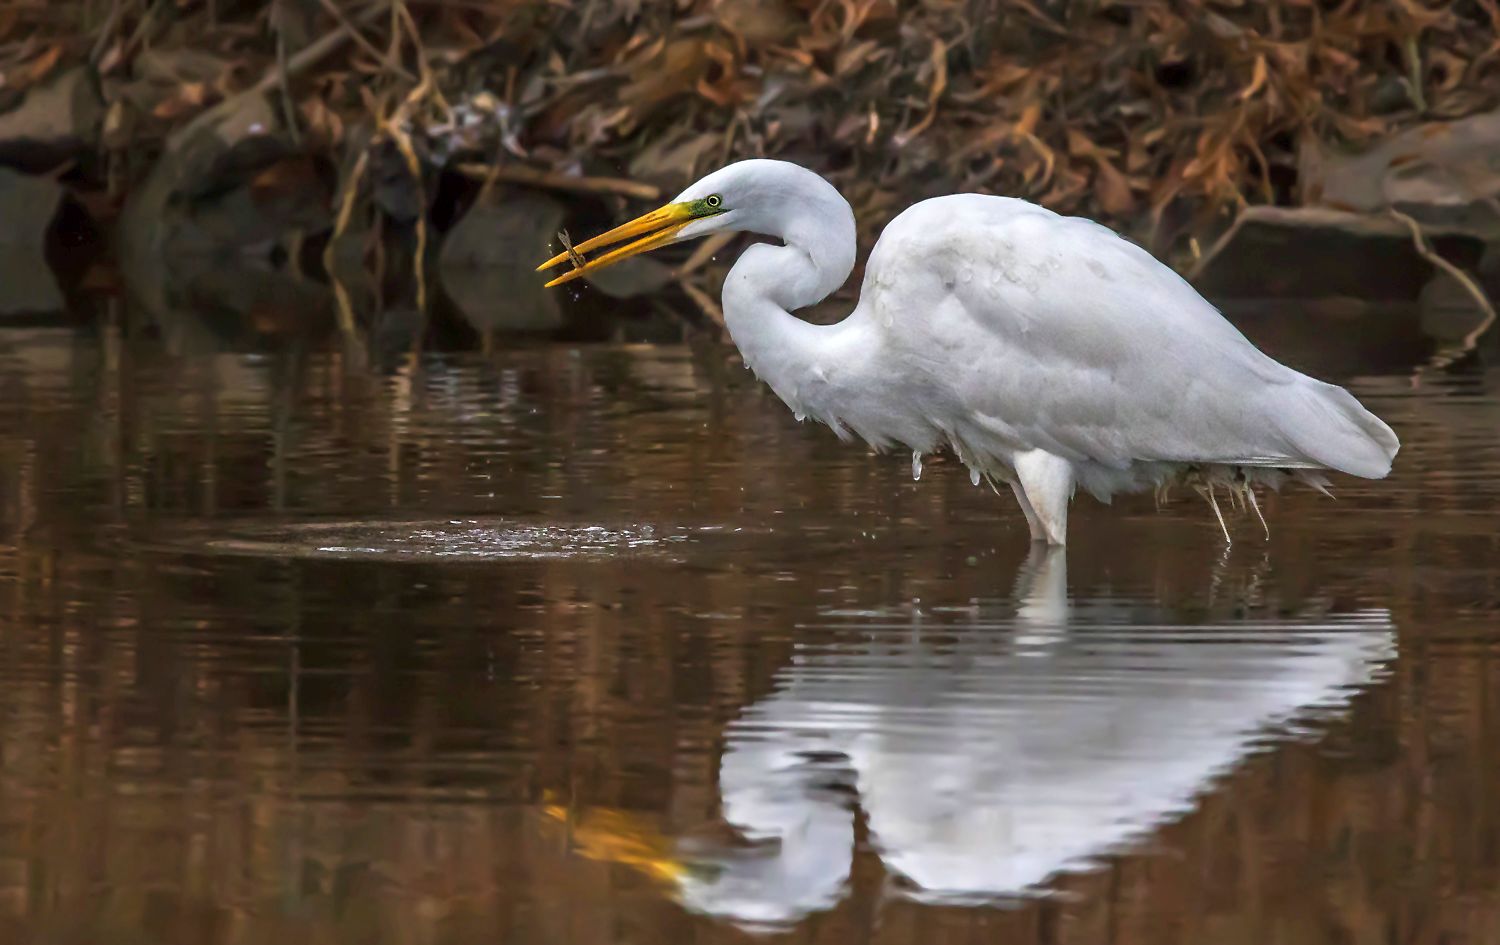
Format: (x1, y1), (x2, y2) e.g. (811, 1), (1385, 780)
(705, 194), (722, 208)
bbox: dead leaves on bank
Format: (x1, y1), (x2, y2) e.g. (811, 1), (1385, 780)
(2, 0), (1498, 255)
(490, 0), (1500, 248)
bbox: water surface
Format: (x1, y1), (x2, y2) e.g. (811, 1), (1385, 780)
(1, 302), (1497, 944)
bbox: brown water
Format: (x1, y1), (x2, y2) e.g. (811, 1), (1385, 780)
(1, 302), (1498, 944)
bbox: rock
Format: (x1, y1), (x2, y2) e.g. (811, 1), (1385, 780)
(106, 47), (238, 142)
(441, 189), (565, 268)
(0, 168), (64, 315)
(0, 67), (104, 172)
(181, 155), (330, 249)
(116, 3), (379, 299)
(438, 189), (564, 332)
(1203, 110), (1500, 302)
(1221, 298), (1439, 379)
(369, 138), (429, 224)
(1191, 205), (1488, 300)
(117, 89), (328, 320)
(438, 187), (678, 332)
(582, 250), (675, 299)
(1300, 107), (1500, 238)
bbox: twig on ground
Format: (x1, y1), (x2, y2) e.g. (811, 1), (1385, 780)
(453, 163), (660, 200)
(275, 23), (302, 146)
(323, 148), (371, 276)
(251, 0), (389, 94)
(87, 0), (126, 65)
(316, 0), (414, 81)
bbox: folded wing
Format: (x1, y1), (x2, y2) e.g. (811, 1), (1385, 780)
(863, 196), (1398, 477)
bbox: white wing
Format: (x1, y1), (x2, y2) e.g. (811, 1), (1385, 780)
(858, 195), (1398, 477)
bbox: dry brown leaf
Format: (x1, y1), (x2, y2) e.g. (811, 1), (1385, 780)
(1093, 158), (1136, 215)
(151, 83), (211, 120)
(621, 38), (706, 111)
(1014, 101), (1042, 138)
(893, 38), (947, 148)
(301, 96), (345, 148)
(835, 40), (879, 77)
(20, 44), (65, 87)
(1240, 54), (1268, 100)
(716, 0), (799, 47)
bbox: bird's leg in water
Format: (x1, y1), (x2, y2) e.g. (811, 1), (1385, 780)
(1244, 483), (1270, 540)
(1013, 450), (1074, 546)
(1154, 478), (1174, 511)
(1195, 481), (1232, 545)
(982, 472), (1005, 497)
(1007, 481), (1045, 543)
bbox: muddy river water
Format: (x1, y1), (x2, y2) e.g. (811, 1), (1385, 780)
(1, 300), (1497, 943)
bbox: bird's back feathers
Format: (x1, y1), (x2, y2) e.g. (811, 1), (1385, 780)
(856, 194), (1398, 481)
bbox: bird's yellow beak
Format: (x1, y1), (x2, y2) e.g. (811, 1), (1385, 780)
(537, 202), (696, 288)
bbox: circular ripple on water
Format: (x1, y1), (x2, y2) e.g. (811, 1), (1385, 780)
(149, 519), (692, 562)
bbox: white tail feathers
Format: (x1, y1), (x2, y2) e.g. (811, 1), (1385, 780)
(1276, 381), (1399, 479)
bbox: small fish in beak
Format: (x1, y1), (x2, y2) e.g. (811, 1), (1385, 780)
(556, 229), (587, 271)
(538, 195), (726, 288)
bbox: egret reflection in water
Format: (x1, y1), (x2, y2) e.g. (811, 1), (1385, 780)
(675, 549), (1395, 928)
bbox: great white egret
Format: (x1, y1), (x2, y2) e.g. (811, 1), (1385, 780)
(538, 160), (1399, 545)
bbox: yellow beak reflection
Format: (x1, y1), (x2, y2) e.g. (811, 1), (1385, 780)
(537, 202), (695, 287)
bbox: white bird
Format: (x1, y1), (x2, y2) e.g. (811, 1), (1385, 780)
(539, 160), (1399, 545)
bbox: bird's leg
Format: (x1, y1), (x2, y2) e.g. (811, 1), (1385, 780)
(1154, 477), (1174, 511)
(982, 472), (1004, 497)
(1210, 484), (1231, 544)
(1244, 483), (1270, 540)
(1195, 481), (1232, 545)
(1007, 480), (1046, 543)
(1013, 450), (1074, 546)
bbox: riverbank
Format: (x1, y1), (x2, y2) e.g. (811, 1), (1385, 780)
(1, 1), (1498, 324)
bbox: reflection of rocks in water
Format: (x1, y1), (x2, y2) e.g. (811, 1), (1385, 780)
(1420, 245), (1500, 347)
(441, 267), (562, 335)
(675, 548), (1394, 928)
(125, 255), (336, 354)
(0, 168), (65, 316)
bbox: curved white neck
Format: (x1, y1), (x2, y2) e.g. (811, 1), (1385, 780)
(719, 173), (861, 416)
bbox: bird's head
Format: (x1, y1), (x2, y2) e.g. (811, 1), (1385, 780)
(536, 160), (813, 287)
